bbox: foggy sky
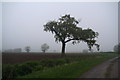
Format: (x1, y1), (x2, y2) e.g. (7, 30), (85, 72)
(2, 2), (118, 52)
(0, 3), (2, 52)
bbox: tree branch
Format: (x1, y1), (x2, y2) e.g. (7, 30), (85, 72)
(65, 38), (79, 43)
(53, 29), (64, 42)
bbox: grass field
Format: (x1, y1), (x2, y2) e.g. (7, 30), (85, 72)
(2, 52), (118, 79)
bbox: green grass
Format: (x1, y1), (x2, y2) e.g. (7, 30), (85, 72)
(19, 53), (117, 78)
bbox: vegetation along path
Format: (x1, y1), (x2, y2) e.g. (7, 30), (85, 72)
(80, 57), (119, 78)
(2, 53), (118, 79)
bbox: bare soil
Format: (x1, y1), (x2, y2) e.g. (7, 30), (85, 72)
(2, 52), (100, 64)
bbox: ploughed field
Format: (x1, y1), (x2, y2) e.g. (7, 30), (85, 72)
(2, 52), (106, 64)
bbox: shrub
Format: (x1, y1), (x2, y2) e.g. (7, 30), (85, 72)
(55, 59), (69, 65)
(34, 65), (43, 71)
(2, 62), (44, 79)
(2, 64), (16, 79)
(25, 62), (39, 68)
(40, 59), (56, 67)
(2, 58), (72, 79)
(14, 63), (33, 76)
(40, 58), (70, 67)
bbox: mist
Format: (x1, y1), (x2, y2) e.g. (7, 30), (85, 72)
(2, 2), (118, 52)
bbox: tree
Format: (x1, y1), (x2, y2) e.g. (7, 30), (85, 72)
(83, 49), (88, 53)
(41, 43), (49, 53)
(114, 43), (120, 53)
(25, 46), (31, 53)
(114, 45), (118, 52)
(44, 14), (99, 57)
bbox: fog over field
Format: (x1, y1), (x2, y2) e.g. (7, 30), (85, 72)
(0, 2), (2, 52)
(1, 2), (118, 52)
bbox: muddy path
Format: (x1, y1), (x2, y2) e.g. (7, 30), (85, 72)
(80, 57), (119, 78)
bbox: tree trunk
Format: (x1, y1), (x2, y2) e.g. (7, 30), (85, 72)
(43, 50), (45, 53)
(61, 42), (66, 57)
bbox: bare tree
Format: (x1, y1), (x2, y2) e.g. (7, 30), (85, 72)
(25, 46), (31, 53)
(41, 43), (49, 53)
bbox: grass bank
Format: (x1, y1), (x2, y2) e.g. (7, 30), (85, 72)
(18, 53), (117, 78)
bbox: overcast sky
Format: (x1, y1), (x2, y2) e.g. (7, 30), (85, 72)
(2, 2), (118, 52)
(0, 2), (2, 52)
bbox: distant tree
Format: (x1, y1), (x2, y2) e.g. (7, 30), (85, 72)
(41, 43), (49, 53)
(4, 49), (13, 52)
(114, 43), (120, 53)
(83, 49), (88, 53)
(114, 45), (118, 52)
(25, 46), (31, 53)
(13, 48), (22, 52)
(44, 14), (99, 57)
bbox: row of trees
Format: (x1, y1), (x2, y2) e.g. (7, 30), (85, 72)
(24, 43), (49, 53)
(25, 43), (120, 53)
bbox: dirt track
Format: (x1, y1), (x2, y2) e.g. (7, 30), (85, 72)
(80, 57), (119, 78)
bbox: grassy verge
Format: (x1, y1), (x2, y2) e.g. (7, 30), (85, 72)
(18, 53), (117, 78)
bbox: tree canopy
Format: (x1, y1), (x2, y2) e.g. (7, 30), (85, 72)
(25, 46), (31, 53)
(44, 14), (99, 56)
